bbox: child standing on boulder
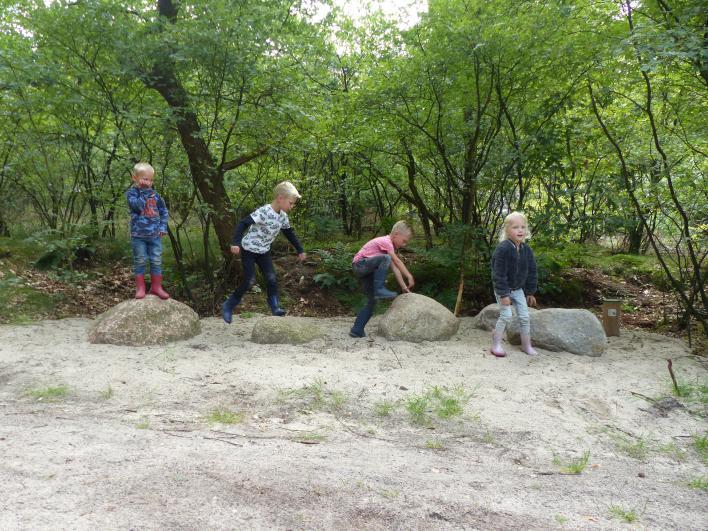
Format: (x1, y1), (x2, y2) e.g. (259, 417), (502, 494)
(126, 162), (170, 300)
(490, 211), (538, 357)
(349, 221), (415, 338)
(221, 181), (306, 322)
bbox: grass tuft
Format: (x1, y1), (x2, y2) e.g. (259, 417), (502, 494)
(425, 438), (444, 450)
(28, 385), (69, 401)
(687, 476), (708, 490)
(609, 505), (638, 523)
(207, 409), (244, 425)
(373, 400), (396, 417)
(555, 450), (591, 474)
(693, 433), (708, 463)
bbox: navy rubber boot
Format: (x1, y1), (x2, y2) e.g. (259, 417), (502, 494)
(221, 293), (241, 324)
(268, 295), (286, 316)
(372, 265), (397, 299)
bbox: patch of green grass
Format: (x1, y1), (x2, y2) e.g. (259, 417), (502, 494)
(379, 488), (400, 499)
(278, 379), (348, 414)
(239, 311), (255, 319)
(687, 476), (708, 490)
(405, 395), (430, 425)
(672, 382), (708, 404)
(555, 450), (591, 474)
(100, 385), (114, 400)
(404, 385), (470, 426)
(292, 432), (327, 443)
(425, 438), (444, 450)
(693, 433), (708, 463)
(657, 442), (686, 462)
(27, 385), (69, 401)
(617, 437), (650, 460)
(135, 421), (150, 429)
(609, 505), (638, 523)
(207, 409), (244, 424)
(373, 400), (396, 417)
(554, 514), (568, 525)
(0, 276), (57, 324)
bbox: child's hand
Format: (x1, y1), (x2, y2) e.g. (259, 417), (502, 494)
(406, 275), (415, 290)
(526, 295), (537, 307)
(159, 231), (167, 237)
(297, 252), (306, 262)
(230, 245), (240, 255)
(500, 296), (511, 306)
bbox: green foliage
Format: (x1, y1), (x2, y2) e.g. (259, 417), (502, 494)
(554, 450), (591, 474)
(608, 505), (639, 523)
(313, 243), (358, 291)
(693, 433), (708, 463)
(404, 385), (470, 426)
(687, 477), (708, 490)
(207, 409), (244, 425)
(27, 385), (69, 401)
(278, 379), (348, 414)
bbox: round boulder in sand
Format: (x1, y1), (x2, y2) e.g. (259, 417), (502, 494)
(473, 304), (606, 356)
(251, 316), (326, 345)
(88, 296), (201, 346)
(378, 293), (459, 342)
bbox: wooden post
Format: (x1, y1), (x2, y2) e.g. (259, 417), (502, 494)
(601, 298), (622, 336)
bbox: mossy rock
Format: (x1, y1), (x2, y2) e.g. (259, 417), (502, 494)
(88, 296), (201, 346)
(251, 316), (326, 345)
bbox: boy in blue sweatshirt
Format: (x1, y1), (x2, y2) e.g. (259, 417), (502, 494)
(126, 162), (170, 300)
(221, 181), (306, 322)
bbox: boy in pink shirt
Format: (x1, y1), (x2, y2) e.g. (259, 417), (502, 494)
(350, 221), (415, 338)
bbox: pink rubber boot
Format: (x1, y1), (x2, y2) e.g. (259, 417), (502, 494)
(135, 274), (146, 299)
(491, 332), (507, 357)
(521, 334), (539, 356)
(149, 274), (170, 300)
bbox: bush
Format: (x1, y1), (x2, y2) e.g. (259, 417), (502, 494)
(313, 242), (358, 291)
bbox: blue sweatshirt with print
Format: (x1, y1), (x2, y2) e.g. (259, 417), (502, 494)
(126, 186), (169, 238)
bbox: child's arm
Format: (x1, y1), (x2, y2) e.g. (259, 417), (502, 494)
(389, 261), (410, 293)
(281, 227), (306, 261)
(388, 250), (414, 289)
(230, 215), (255, 254)
(157, 195), (169, 235)
(525, 247), (538, 307)
(491, 245), (511, 303)
(126, 187), (146, 213)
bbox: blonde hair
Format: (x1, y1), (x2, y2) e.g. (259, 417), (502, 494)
(273, 181), (301, 200)
(499, 211), (531, 242)
(132, 162), (155, 176)
(390, 220), (412, 236)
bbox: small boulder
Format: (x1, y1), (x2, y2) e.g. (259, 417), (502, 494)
(473, 304), (606, 356)
(88, 296), (201, 346)
(251, 316), (326, 345)
(378, 293), (459, 342)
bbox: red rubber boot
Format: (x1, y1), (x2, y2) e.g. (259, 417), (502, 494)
(149, 274), (170, 300)
(135, 274), (146, 299)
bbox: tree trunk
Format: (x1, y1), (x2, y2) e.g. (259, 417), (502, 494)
(141, 0), (237, 258)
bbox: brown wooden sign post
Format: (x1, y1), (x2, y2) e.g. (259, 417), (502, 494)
(601, 299), (622, 336)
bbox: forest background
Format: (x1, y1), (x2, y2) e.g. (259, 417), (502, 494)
(0, 0), (705, 348)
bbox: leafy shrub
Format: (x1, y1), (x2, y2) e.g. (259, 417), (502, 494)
(313, 243), (358, 290)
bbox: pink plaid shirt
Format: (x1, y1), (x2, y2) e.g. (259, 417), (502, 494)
(352, 235), (394, 263)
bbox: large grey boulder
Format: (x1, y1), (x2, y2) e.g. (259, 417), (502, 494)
(473, 304), (606, 356)
(88, 296), (201, 346)
(378, 293), (460, 342)
(251, 316), (326, 345)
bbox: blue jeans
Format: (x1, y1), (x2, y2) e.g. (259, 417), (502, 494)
(131, 236), (162, 275)
(494, 288), (531, 335)
(231, 249), (278, 299)
(350, 255), (392, 335)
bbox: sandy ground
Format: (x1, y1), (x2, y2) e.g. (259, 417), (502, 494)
(0, 315), (706, 530)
